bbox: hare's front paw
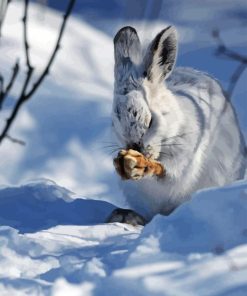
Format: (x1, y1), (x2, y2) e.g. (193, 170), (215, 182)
(113, 149), (164, 180)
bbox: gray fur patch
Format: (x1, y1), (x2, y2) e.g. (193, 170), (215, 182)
(114, 26), (141, 90)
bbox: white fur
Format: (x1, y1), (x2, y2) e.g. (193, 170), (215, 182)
(112, 27), (246, 220)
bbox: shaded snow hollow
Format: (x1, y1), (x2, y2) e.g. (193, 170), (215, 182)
(0, 179), (246, 295)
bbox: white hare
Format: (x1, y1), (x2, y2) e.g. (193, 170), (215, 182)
(108, 26), (246, 225)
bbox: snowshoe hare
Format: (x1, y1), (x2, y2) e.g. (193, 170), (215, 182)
(107, 26), (246, 225)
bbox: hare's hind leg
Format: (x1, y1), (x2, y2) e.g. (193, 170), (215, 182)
(106, 208), (147, 226)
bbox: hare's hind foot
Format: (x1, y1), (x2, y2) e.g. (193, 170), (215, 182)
(113, 149), (164, 180)
(106, 208), (147, 226)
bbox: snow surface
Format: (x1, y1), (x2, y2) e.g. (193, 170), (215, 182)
(0, 1), (247, 295)
(0, 180), (247, 295)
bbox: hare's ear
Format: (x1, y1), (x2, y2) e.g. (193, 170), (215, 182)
(114, 26), (141, 86)
(143, 26), (177, 84)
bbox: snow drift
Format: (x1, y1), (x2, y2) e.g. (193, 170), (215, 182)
(0, 180), (246, 295)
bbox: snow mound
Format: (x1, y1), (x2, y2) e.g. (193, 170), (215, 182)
(0, 180), (116, 233)
(0, 180), (246, 295)
(142, 180), (247, 254)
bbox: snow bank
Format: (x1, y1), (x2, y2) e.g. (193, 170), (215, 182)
(0, 180), (246, 295)
(107, 180), (247, 295)
(0, 180), (116, 233)
(142, 180), (247, 254)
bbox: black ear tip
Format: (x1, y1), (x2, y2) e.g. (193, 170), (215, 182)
(152, 25), (177, 50)
(159, 25), (176, 37)
(159, 25), (177, 37)
(114, 26), (138, 43)
(165, 25), (177, 37)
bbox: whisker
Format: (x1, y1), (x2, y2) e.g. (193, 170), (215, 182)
(161, 143), (182, 146)
(109, 148), (123, 155)
(95, 143), (125, 156)
(161, 132), (194, 143)
(103, 149), (119, 156)
(100, 141), (119, 144)
(159, 151), (173, 158)
(101, 144), (121, 149)
(151, 133), (190, 147)
(153, 143), (183, 148)
(99, 141), (120, 146)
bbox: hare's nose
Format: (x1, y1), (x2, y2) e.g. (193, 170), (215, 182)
(128, 142), (141, 152)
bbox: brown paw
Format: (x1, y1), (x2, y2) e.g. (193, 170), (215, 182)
(113, 149), (164, 180)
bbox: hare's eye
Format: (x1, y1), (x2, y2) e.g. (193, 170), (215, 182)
(148, 118), (153, 128)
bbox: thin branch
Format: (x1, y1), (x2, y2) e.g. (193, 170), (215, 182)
(25, 0), (75, 99)
(0, 71), (32, 143)
(227, 62), (247, 98)
(0, 0), (75, 144)
(0, 0), (33, 143)
(212, 30), (247, 64)
(23, 0), (32, 71)
(6, 134), (26, 145)
(0, 60), (20, 110)
(4, 61), (19, 95)
(0, 75), (3, 95)
(212, 29), (247, 98)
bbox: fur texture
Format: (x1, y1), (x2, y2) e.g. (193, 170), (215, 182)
(112, 26), (246, 220)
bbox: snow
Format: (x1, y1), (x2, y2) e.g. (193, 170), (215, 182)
(0, 0), (247, 295)
(0, 180), (246, 295)
(0, 180), (116, 233)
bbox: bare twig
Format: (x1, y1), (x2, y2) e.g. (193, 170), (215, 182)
(212, 29), (247, 98)
(0, 60), (20, 110)
(0, 0), (33, 143)
(213, 30), (247, 63)
(0, 0), (75, 144)
(0, 69), (32, 144)
(6, 134), (26, 145)
(3, 61), (19, 96)
(228, 62), (246, 98)
(25, 0), (75, 99)
(0, 75), (3, 94)
(23, 0), (32, 71)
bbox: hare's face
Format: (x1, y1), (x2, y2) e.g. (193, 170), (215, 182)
(112, 90), (152, 150)
(112, 82), (183, 161)
(113, 26), (178, 159)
